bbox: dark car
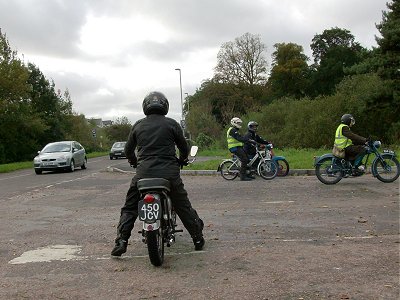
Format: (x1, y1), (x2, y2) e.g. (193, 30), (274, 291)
(109, 142), (127, 160)
(33, 141), (87, 174)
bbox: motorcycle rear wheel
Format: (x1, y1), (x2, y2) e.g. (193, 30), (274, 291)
(315, 157), (342, 184)
(220, 160), (239, 180)
(257, 160), (278, 180)
(373, 154), (400, 183)
(146, 228), (164, 266)
(276, 159), (289, 177)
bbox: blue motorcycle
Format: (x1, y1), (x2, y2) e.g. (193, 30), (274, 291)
(314, 140), (399, 184)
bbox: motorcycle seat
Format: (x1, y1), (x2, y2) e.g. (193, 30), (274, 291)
(137, 178), (171, 192)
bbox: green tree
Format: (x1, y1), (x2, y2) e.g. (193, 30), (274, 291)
(268, 42), (310, 99)
(0, 29), (46, 163)
(214, 32), (268, 85)
(309, 27), (365, 96)
(373, 0), (400, 143)
(104, 117), (132, 143)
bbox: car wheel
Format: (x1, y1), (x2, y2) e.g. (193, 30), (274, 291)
(69, 160), (75, 172)
(110, 156), (113, 160)
(35, 169), (42, 175)
(81, 158), (87, 169)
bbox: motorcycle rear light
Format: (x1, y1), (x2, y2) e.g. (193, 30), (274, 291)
(143, 194), (155, 203)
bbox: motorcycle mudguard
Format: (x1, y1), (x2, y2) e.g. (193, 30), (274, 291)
(217, 159), (233, 171)
(272, 156), (285, 161)
(314, 153), (335, 166)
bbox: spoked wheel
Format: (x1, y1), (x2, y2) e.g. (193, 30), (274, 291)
(315, 157), (342, 184)
(220, 160), (240, 180)
(146, 228), (164, 267)
(276, 159), (289, 177)
(372, 154), (400, 183)
(257, 160), (278, 180)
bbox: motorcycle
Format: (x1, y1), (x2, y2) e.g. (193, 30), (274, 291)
(264, 144), (290, 177)
(314, 140), (399, 185)
(218, 143), (278, 180)
(137, 146), (198, 266)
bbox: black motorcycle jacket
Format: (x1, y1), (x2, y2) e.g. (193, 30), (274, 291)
(243, 131), (269, 156)
(125, 114), (189, 179)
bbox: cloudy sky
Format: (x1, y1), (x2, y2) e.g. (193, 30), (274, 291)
(0, 0), (388, 123)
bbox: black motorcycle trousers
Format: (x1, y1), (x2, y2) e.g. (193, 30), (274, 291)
(116, 175), (203, 242)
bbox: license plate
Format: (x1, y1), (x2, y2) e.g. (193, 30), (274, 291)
(138, 199), (161, 223)
(43, 162), (55, 166)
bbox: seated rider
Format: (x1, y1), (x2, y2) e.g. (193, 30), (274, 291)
(227, 117), (254, 181)
(243, 121), (271, 159)
(334, 114), (367, 168)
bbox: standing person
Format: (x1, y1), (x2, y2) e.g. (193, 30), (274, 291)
(243, 121), (271, 159)
(334, 114), (367, 166)
(111, 91), (204, 257)
(227, 117), (254, 181)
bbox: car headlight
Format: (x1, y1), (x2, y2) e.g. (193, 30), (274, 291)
(34, 157), (41, 163)
(57, 155), (68, 161)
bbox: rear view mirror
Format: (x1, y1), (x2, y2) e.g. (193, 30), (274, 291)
(190, 146), (198, 157)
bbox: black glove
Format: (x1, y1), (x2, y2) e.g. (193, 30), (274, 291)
(248, 139), (257, 145)
(178, 158), (189, 169)
(128, 159), (137, 168)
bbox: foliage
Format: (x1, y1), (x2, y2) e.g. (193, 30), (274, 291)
(309, 27), (365, 96)
(214, 32), (268, 85)
(103, 117), (132, 144)
(268, 43), (310, 99)
(195, 133), (215, 149)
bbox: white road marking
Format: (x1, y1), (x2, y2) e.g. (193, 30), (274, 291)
(262, 201), (295, 204)
(8, 245), (205, 264)
(0, 173), (31, 181)
(9, 245), (83, 264)
(342, 236), (375, 239)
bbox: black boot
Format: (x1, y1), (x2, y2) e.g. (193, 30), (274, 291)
(192, 235), (205, 251)
(111, 238), (128, 256)
(240, 174), (252, 181)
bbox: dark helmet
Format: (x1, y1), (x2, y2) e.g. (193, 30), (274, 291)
(142, 91), (169, 115)
(248, 121), (258, 132)
(341, 114), (355, 126)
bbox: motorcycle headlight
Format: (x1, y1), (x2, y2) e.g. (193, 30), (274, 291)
(373, 141), (381, 148)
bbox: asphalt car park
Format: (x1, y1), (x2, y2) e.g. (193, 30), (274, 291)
(0, 158), (398, 299)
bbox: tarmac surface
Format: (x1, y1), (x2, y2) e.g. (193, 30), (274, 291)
(0, 162), (399, 299)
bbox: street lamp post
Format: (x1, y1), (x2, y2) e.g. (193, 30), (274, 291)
(175, 68), (184, 121)
(184, 92), (189, 115)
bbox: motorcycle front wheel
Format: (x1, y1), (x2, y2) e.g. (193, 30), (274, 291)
(146, 228), (164, 266)
(372, 154), (400, 183)
(315, 157), (342, 184)
(257, 160), (278, 180)
(276, 159), (289, 177)
(220, 160), (239, 180)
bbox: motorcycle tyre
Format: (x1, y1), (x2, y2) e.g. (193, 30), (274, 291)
(146, 228), (164, 267)
(315, 157), (342, 185)
(257, 160), (278, 180)
(276, 159), (289, 177)
(372, 154), (400, 183)
(220, 160), (239, 180)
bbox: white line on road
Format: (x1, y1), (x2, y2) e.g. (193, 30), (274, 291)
(262, 201), (295, 204)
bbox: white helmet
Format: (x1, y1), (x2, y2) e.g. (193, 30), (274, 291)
(230, 117), (243, 129)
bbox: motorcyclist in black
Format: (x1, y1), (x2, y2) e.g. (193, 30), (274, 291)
(111, 91), (205, 256)
(243, 121), (271, 159)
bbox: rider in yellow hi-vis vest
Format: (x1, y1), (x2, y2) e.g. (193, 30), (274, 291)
(227, 117), (255, 181)
(334, 114), (367, 164)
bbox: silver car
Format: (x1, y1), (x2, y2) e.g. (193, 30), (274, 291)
(33, 141), (87, 174)
(109, 141), (127, 160)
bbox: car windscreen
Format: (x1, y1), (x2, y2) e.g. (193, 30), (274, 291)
(42, 143), (71, 153)
(113, 142), (126, 148)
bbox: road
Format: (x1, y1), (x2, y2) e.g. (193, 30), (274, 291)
(0, 157), (399, 299)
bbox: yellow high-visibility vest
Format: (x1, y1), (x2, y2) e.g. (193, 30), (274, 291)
(334, 124), (352, 149)
(226, 127), (243, 150)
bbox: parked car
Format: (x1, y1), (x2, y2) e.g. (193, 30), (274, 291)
(33, 141), (87, 174)
(109, 142), (127, 160)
